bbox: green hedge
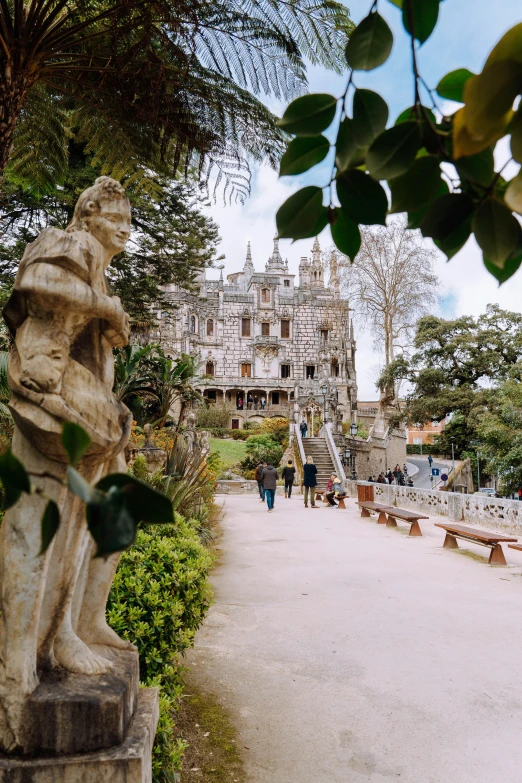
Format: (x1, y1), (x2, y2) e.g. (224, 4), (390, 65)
(107, 517), (213, 783)
(406, 444), (443, 456)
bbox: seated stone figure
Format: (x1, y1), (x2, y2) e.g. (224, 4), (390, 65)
(0, 177), (135, 752)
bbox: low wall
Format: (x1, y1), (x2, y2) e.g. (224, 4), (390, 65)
(216, 480), (286, 495)
(346, 481), (522, 535)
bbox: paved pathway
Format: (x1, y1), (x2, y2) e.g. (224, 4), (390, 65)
(188, 494), (522, 783)
(408, 457), (451, 489)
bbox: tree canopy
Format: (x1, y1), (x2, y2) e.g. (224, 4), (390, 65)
(275, 1), (522, 283)
(0, 0), (354, 201)
(0, 144), (221, 324)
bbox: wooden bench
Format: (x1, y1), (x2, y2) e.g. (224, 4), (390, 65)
(508, 543), (522, 555)
(434, 522), (517, 565)
(315, 490), (348, 508)
(358, 501), (428, 537)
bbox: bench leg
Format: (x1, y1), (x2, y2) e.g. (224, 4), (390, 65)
(377, 511), (387, 524)
(323, 495), (329, 504)
(409, 520), (423, 537)
(386, 516), (398, 528)
(338, 498), (346, 509)
(443, 533), (459, 549)
(360, 508), (370, 517)
(489, 544), (507, 566)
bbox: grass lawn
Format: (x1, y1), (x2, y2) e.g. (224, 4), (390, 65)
(210, 438), (247, 470)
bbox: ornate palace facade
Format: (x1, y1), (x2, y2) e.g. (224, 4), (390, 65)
(152, 236), (358, 428)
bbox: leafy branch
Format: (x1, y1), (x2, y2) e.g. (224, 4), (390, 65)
(275, 0), (522, 284)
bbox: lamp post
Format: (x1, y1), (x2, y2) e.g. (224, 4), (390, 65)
(470, 440), (480, 490)
(450, 437), (456, 492)
(415, 422), (423, 457)
(321, 382), (328, 426)
(348, 421), (358, 479)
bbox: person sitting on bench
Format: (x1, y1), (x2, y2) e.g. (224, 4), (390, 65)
(326, 475), (343, 508)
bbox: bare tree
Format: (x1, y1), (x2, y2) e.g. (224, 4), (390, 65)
(333, 218), (439, 370)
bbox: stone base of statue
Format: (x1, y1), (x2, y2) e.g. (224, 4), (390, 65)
(0, 647), (158, 782)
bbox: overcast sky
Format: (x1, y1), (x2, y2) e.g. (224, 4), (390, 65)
(204, 0), (522, 400)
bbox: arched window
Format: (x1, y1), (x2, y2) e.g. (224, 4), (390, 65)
(261, 288), (270, 303)
(207, 319), (214, 336)
(190, 315), (196, 333)
(206, 361), (215, 377)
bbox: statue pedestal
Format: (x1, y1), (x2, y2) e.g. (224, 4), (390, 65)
(0, 647), (158, 782)
(0, 688), (158, 783)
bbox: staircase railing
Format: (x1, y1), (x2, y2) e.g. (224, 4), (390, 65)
(321, 422), (347, 484)
(292, 423), (306, 492)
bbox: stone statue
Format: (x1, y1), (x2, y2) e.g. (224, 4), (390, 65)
(0, 177), (135, 752)
(139, 423), (167, 473)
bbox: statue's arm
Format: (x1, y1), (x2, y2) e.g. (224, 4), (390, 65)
(18, 263), (128, 344)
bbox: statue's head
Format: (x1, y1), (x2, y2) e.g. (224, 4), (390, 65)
(67, 176), (131, 258)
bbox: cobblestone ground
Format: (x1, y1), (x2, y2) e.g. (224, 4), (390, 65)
(187, 493), (522, 783)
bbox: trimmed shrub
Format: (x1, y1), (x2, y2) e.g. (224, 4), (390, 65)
(261, 416), (289, 446)
(107, 518), (213, 783)
(196, 403), (232, 430)
(406, 444), (442, 456)
(240, 434), (283, 470)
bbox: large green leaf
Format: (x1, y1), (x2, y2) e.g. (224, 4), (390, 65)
(62, 422), (91, 467)
(505, 171), (522, 215)
(335, 118), (358, 171)
(345, 12), (393, 71)
(330, 209), (362, 260)
(511, 108), (522, 164)
(276, 187), (328, 240)
(0, 450), (31, 510)
(87, 487), (137, 558)
(40, 500), (60, 554)
(389, 156), (443, 213)
(436, 69), (475, 102)
(96, 473), (174, 524)
(420, 193), (474, 249)
(336, 170), (388, 225)
(277, 95), (337, 136)
(353, 89), (389, 147)
(402, 0), (440, 45)
(366, 122), (421, 180)
(279, 136), (330, 176)
(67, 466), (104, 505)
(455, 148), (494, 187)
(484, 252), (522, 284)
(472, 199), (520, 267)
(407, 179), (450, 229)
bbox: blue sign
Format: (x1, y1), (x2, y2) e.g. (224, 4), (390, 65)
(441, 473), (449, 482)
(431, 468), (440, 476)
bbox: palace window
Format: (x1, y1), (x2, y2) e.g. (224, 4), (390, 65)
(331, 359), (339, 377)
(241, 318), (251, 337)
(284, 279), (290, 287)
(231, 419), (239, 430)
(281, 364), (291, 379)
(272, 391), (280, 405)
(205, 361), (215, 377)
(261, 322), (270, 336)
(281, 319), (290, 339)
(206, 319), (214, 336)
(306, 365), (315, 379)
(261, 288), (271, 303)
(206, 390), (217, 402)
(190, 315), (197, 333)
(321, 329), (328, 343)
(241, 363), (252, 377)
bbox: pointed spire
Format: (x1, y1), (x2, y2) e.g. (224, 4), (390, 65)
(266, 232), (285, 271)
(244, 241), (254, 272)
(312, 236), (321, 264)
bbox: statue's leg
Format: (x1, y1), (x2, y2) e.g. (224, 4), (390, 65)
(37, 462), (113, 675)
(0, 428), (65, 750)
(75, 452), (136, 651)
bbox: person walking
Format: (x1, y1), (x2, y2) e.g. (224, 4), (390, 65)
(261, 462), (279, 512)
(254, 461), (266, 502)
(326, 474), (344, 507)
(281, 460), (296, 498)
(254, 395), (258, 410)
(428, 454), (433, 468)
(300, 419), (308, 439)
(303, 455), (318, 508)
(261, 396), (266, 409)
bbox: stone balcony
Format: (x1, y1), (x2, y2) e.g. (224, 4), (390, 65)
(254, 335), (279, 347)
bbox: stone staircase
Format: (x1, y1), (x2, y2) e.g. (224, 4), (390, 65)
(302, 437), (335, 489)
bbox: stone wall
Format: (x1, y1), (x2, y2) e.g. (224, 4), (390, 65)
(216, 480), (287, 494)
(346, 481), (522, 535)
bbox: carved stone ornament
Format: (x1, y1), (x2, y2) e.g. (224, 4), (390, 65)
(0, 177), (141, 755)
